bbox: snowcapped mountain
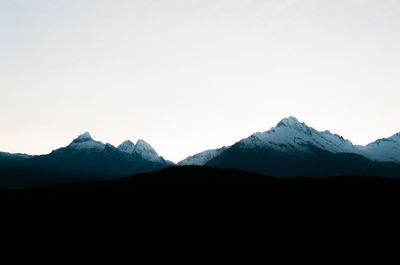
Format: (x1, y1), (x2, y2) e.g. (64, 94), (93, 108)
(238, 117), (356, 154)
(0, 133), (173, 188)
(181, 117), (400, 167)
(118, 139), (165, 163)
(1, 119), (400, 187)
(49, 132), (172, 168)
(179, 147), (228, 166)
(67, 132), (107, 152)
(358, 133), (400, 163)
(118, 140), (136, 154)
(179, 117), (358, 166)
(63, 132), (169, 164)
(179, 117), (400, 177)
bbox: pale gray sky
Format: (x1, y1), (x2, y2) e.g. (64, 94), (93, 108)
(1, 0), (399, 162)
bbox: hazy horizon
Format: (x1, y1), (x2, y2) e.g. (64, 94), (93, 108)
(1, 115), (399, 163)
(1, 0), (400, 162)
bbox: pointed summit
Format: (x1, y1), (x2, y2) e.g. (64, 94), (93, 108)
(117, 139), (164, 163)
(118, 140), (136, 154)
(239, 117), (354, 154)
(135, 140), (163, 163)
(73, 132), (93, 143)
(277, 116), (304, 128)
(69, 132), (105, 151)
(275, 116), (313, 136)
(135, 139), (158, 155)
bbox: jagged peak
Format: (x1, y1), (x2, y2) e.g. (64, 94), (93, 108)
(73, 132), (93, 142)
(371, 132), (400, 145)
(135, 139), (157, 153)
(121, 139), (135, 145)
(277, 116), (305, 128)
(276, 116), (313, 136)
(135, 139), (162, 162)
(279, 116), (300, 123)
(238, 117), (356, 154)
(118, 140), (135, 148)
(69, 132), (105, 151)
(118, 140), (136, 154)
(117, 139), (162, 162)
(391, 132), (400, 139)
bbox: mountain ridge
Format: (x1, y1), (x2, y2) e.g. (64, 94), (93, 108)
(1, 117), (400, 188)
(0, 133), (173, 188)
(180, 117), (400, 165)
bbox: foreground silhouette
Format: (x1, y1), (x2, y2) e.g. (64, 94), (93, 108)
(1, 166), (400, 239)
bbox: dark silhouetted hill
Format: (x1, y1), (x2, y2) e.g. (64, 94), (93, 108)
(1, 166), (400, 239)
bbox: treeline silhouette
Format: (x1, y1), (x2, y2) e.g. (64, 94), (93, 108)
(1, 166), (400, 239)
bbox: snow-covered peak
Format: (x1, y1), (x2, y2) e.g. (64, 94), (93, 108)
(240, 117), (355, 154)
(118, 139), (163, 163)
(136, 139), (154, 150)
(179, 147), (228, 166)
(134, 140), (162, 162)
(278, 116), (301, 127)
(74, 132), (92, 142)
(117, 140), (136, 154)
(69, 132), (105, 151)
(277, 116), (313, 135)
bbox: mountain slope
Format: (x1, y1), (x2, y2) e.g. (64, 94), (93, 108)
(358, 133), (400, 163)
(206, 144), (400, 177)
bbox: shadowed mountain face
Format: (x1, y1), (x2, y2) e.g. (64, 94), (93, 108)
(206, 144), (400, 177)
(0, 133), (172, 188)
(0, 152), (31, 167)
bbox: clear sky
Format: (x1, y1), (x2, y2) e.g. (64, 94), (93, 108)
(1, 0), (399, 162)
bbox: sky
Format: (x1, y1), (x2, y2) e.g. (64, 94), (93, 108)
(1, 0), (400, 162)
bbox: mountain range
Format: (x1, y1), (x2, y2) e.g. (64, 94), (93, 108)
(179, 117), (400, 176)
(1, 117), (400, 187)
(0, 132), (172, 188)
(180, 117), (400, 164)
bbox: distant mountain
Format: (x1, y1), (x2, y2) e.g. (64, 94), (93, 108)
(358, 133), (400, 163)
(118, 139), (172, 164)
(181, 117), (400, 177)
(237, 117), (357, 154)
(178, 147), (228, 166)
(2, 117), (400, 188)
(0, 133), (172, 188)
